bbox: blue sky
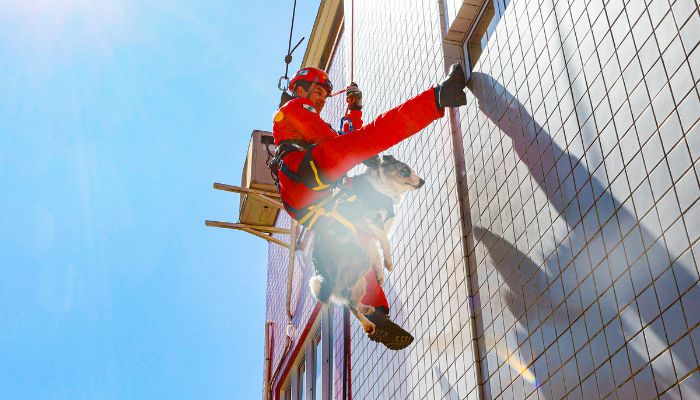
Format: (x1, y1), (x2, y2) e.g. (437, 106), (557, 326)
(0, 1), (318, 398)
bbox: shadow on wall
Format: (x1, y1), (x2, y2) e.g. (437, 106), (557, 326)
(435, 365), (461, 400)
(467, 72), (699, 398)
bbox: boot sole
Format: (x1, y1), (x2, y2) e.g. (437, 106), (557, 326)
(366, 313), (414, 350)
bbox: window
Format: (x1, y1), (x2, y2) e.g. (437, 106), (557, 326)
(282, 383), (292, 400)
(313, 331), (323, 400)
(465, 0), (511, 70)
(298, 358), (306, 400)
(277, 306), (333, 400)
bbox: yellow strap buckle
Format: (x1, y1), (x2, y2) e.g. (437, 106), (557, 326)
(309, 160), (330, 191)
(297, 196), (357, 234)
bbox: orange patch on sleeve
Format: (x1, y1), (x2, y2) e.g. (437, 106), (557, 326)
(273, 110), (284, 123)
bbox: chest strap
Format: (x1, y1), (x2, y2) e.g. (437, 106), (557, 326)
(297, 194), (359, 233)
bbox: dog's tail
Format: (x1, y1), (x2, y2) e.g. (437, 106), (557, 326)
(309, 275), (331, 303)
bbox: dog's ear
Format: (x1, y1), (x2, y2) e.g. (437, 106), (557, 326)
(382, 155), (396, 163)
(362, 156), (381, 169)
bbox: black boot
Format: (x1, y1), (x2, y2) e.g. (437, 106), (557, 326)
(366, 307), (414, 350)
(435, 63), (467, 108)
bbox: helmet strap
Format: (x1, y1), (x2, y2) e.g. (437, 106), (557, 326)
(305, 82), (317, 100)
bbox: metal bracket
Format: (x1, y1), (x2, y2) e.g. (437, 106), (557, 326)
(205, 182), (292, 248)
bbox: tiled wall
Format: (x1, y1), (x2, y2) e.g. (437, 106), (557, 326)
(462, 0), (700, 398)
(319, 29), (350, 400)
(264, 28), (350, 399)
(265, 211), (318, 392)
(265, 0), (700, 398)
(346, 0), (479, 399)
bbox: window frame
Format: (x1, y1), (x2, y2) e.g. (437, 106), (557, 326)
(282, 382), (292, 400)
(461, 0), (512, 77)
(312, 330), (322, 400)
(277, 306), (333, 400)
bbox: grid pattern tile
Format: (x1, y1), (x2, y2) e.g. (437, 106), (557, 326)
(346, 1), (478, 399)
(462, 0), (700, 398)
(320, 29), (350, 400)
(266, 211), (318, 386)
(264, 0), (700, 398)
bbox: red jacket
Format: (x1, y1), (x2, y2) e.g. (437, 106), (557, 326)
(273, 97), (363, 145)
(272, 97), (363, 214)
(272, 88), (443, 217)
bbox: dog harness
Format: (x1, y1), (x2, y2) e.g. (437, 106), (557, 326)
(298, 176), (395, 238)
(297, 193), (359, 233)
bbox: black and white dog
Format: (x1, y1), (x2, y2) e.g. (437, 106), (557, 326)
(309, 155), (424, 334)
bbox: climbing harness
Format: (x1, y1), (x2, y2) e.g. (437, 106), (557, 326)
(268, 139), (312, 191)
(269, 139), (354, 224)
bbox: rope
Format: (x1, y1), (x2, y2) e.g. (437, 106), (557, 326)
(350, 0), (355, 82)
(320, 0), (356, 99)
(286, 219), (297, 323)
(328, 0), (356, 98)
(286, 0), (298, 71)
(278, 0), (305, 91)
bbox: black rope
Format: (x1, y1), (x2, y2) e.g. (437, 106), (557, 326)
(284, 0), (298, 79)
(279, 0), (305, 91)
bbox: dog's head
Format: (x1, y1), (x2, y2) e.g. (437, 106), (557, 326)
(362, 154), (425, 192)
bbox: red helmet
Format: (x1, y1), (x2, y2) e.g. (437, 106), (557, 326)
(289, 67), (333, 93)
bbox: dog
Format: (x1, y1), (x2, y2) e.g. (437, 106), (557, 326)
(308, 154), (425, 334)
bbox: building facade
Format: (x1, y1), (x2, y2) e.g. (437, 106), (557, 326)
(263, 0), (700, 398)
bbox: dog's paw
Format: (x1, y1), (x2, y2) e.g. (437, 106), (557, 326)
(362, 321), (376, 335)
(384, 261), (394, 272)
(376, 271), (385, 285)
(357, 305), (375, 315)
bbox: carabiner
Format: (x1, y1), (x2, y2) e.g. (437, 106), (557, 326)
(278, 76), (290, 92)
(338, 116), (354, 134)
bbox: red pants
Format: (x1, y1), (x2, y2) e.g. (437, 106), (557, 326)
(362, 269), (390, 310)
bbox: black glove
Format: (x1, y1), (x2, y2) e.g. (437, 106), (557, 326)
(346, 82), (363, 110)
(435, 63), (467, 108)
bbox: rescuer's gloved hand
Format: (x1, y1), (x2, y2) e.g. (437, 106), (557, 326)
(435, 63), (467, 108)
(346, 82), (363, 110)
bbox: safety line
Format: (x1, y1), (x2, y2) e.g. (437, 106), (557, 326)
(279, 0), (305, 92)
(350, 0), (355, 82)
(284, 0), (298, 80)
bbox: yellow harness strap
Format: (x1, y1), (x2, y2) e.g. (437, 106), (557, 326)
(297, 194), (358, 233)
(309, 160), (330, 191)
(297, 196), (333, 226)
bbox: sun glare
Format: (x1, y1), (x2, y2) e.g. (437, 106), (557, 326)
(4, 0), (130, 48)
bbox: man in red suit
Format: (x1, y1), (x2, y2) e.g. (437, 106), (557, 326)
(271, 65), (467, 349)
